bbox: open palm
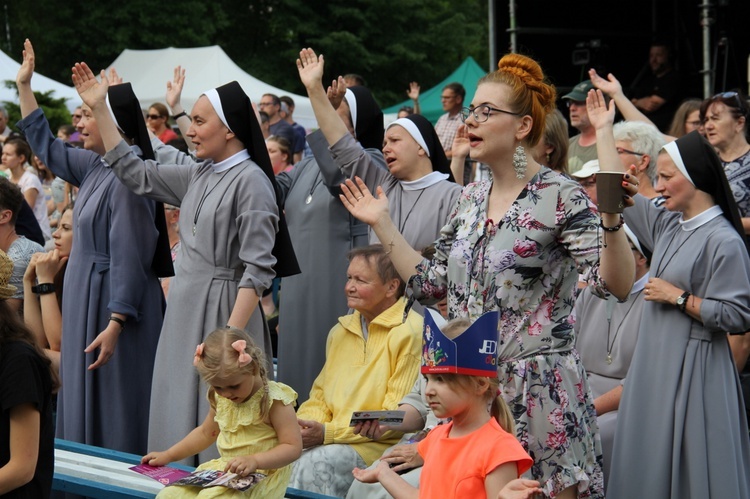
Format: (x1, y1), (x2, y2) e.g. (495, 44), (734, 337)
(339, 177), (390, 227)
(297, 48), (325, 90)
(71, 62), (109, 109)
(16, 39), (35, 85)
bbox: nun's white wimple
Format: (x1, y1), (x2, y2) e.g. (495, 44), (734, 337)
(104, 94), (124, 134)
(388, 118), (430, 156)
(663, 141), (694, 186)
(344, 89), (358, 132)
(203, 88), (232, 132)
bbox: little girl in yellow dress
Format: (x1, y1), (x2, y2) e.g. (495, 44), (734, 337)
(142, 328), (302, 498)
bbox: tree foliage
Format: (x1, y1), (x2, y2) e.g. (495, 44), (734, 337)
(2, 81), (71, 134)
(4, 0), (488, 108)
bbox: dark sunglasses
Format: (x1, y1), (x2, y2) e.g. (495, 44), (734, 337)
(146, 114), (163, 120)
(713, 91), (747, 112)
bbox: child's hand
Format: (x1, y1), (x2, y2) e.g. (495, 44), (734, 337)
(141, 451), (172, 467)
(497, 478), (544, 499)
(352, 460), (390, 484)
(225, 455), (259, 477)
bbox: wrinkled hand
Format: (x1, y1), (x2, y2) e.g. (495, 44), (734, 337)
(381, 443), (422, 473)
(588, 68), (623, 99)
(644, 277), (682, 306)
(451, 124), (470, 159)
(353, 419), (388, 441)
(297, 48), (325, 91)
(585, 88), (615, 130)
(497, 478), (544, 499)
(35, 249), (68, 283)
(407, 81), (420, 101)
(72, 62), (109, 110)
(327, 76), (347, 110)
(23, 252), (41, 283)
(85, 322), (122, 370)
(141, 450), (172, 467)
(352, 460), (391, 484)
(298, 419), (324, 448)
(16, 39), (35, 86)
(340, 177), (390, 228)
(166, 66), (186, 109)
(225, 455), (258, 476)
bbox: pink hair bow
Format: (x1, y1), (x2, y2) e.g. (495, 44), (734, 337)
(231, 340), (253, 367)
(193, 343), (205, 366)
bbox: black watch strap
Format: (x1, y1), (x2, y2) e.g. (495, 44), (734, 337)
(32, 283), (55, 295)
(678, 291), (691, 312)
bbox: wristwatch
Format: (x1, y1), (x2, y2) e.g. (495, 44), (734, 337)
(32, 283), (55, 295)
(676, 291), (691, 312)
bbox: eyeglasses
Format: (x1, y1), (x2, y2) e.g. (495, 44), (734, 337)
(146, 114), (163, 120)
(258, 101), (275, 107)
(460, 105), (520, 123)
(616, 147), (644, 156)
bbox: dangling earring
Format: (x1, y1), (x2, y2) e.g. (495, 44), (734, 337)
(546, 152), (551, 164)
(513, 145), (527, 179)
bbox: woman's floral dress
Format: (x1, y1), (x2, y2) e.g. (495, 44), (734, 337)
(410, 167), (605, 498)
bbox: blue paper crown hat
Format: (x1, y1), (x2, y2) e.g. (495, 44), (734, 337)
(421, 311), (500, 377)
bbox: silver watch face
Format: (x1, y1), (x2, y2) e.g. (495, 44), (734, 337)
(676, 296), (685, 306)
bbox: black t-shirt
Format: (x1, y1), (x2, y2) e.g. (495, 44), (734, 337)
(631, 68), (683, 133)
(0, 341), (54, 499)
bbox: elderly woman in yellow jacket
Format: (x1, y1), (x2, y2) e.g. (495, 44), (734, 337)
(289, 244), (423, 498)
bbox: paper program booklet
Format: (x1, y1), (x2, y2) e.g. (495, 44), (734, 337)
(130, 464), (266, 491)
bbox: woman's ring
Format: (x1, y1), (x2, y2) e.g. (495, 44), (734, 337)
(356, 196), (364, 200)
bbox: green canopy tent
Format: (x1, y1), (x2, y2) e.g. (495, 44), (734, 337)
(383, 56), (488, 125)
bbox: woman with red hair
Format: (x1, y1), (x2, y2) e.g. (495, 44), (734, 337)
(342, 53), (636, 498)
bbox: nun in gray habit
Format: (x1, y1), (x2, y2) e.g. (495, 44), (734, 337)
(608, 131), (750, 498)
(94, 79), (299, 465)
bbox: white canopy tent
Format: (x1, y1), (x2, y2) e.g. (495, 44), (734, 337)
(107, 46), (317, 130)
(0, 49), (80, 112)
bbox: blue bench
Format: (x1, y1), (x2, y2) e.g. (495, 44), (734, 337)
(53, 439), (335, 498)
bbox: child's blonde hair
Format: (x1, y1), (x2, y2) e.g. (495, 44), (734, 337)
(438, 318), (515, 434)
(194, 328), (271, 419)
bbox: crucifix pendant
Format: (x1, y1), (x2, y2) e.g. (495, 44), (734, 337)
(192, 225), (197, 236)
(606, 354), (612, 365)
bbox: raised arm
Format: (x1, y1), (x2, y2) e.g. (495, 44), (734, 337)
(586, 89), (636, 301)
(71, 62), (122, 152)
(589, 69), (677, 142)
(297, 48), (349, 148)
(340, 177), (423, 282)
(16, 39), (39, 118)
(165, 66), (195, 151)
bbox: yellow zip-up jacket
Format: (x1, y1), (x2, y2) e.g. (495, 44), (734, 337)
(296, 297), (423, 465)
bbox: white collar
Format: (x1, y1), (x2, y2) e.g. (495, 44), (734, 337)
(632, 272), (649, 294)
(400, 171), (449, 191)
(212, 149), (250, 173)
(679, 205), (722, 231)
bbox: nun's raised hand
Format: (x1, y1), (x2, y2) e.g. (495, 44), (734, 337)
(297, 48), (325, 91)
(586, 88), (615, 131)
(340, 177), (390, 227)
(108, 67), (123, 86)
(166, 66), (186, 109)
(16, 39), (35, 86)
(72, 62), (109, 110)
(327, 76), (347, 110)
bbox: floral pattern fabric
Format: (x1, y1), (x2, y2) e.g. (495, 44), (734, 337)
(410, 167), (605, 498)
